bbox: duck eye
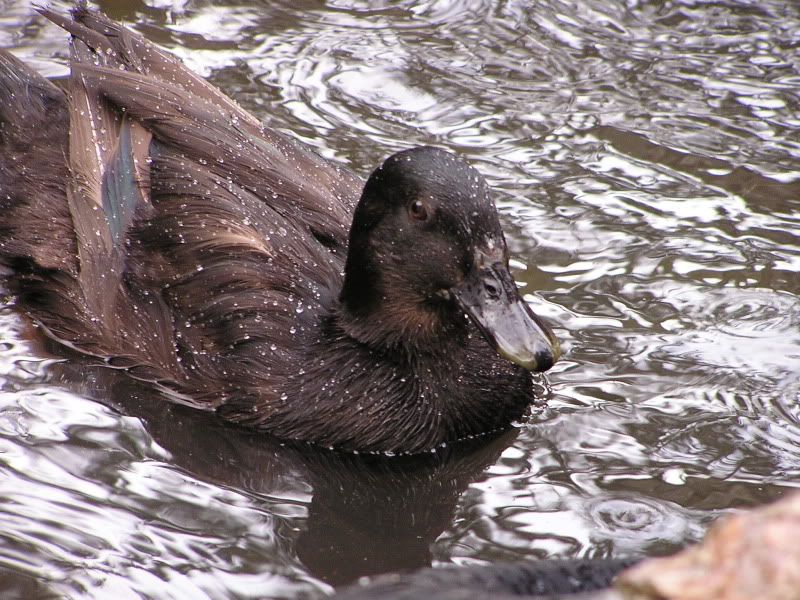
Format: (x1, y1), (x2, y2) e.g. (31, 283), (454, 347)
(408, 200), (430, 222)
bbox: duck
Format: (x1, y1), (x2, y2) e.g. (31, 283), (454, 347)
(0, 7), (559, 454)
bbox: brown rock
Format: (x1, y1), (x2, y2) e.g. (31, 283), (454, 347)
(617, 491), (800, 600)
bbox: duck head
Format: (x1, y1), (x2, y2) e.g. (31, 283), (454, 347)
(340, 146), (559, 372)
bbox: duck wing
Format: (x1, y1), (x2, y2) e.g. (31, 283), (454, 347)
(0, 8), (362, 407)
(42, 7), (359, 247)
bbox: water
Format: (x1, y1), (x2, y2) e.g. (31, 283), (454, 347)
(1, 0), (798, 597)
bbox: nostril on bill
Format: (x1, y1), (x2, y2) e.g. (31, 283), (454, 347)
(535, 347), (555, 372)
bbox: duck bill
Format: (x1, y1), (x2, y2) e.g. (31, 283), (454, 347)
(453, 263), (560, 372)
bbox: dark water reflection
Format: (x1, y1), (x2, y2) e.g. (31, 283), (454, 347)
(1, 0), (799, 598)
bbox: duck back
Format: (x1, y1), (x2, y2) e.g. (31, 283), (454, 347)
(0, 8), (361, 407)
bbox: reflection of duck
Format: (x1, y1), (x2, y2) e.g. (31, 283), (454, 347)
(0, 8), (558, 454)
(49, 360), (520, 587)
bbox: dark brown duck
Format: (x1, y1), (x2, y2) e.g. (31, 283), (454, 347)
(0, 8), (559, 454)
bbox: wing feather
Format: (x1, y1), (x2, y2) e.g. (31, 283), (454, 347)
(2, 6), (365, 412)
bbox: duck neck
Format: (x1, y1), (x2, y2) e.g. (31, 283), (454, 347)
(337, 272), (469, 359)
(337, 302), (469, 359)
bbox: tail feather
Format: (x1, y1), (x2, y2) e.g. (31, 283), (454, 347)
(39, 5), (263, 129)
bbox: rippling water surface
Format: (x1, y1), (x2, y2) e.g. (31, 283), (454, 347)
(1, 0), (799, 598)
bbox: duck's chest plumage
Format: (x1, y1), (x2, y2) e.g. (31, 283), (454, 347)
(216, 315), (534, 454)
